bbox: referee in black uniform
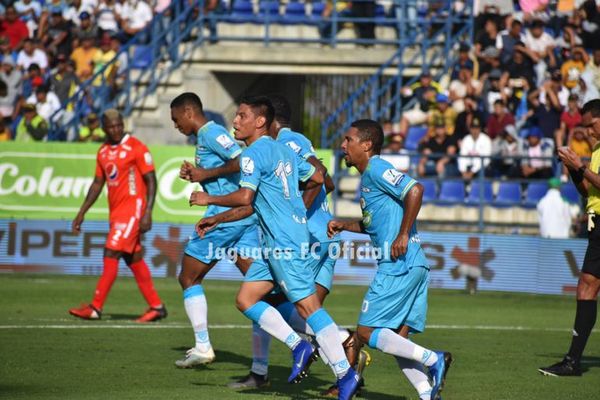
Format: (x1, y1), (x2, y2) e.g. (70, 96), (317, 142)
(539, 99), (600, 376)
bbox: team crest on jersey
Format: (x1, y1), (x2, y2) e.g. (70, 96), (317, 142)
(382, 169), (404, 186)
(241, 157), (254, 175)
(359, 197), (366, 209)
(216, 134), (235, 150)
(143, 152), (153, 165)
(362, 210), (372, 227)
(361, 186), (370, 193)
(286, 141), (302, 154)
(106, 163), (118, 180)
(119, 151), (127, 159)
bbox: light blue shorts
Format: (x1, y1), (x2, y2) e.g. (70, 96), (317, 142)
(311, 241), (338, 292)
(268, 252), (317, 303)
(358, 265), (429, 333)
(184, 223), (259, 265)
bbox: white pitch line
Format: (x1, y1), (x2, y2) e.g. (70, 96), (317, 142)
(0, 324), (596, 333)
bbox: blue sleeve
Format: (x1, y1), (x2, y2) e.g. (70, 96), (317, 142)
(297, 155), (316, 183)
(284, 135), (316, 160)
(239, 147), (261, 191)
(371, 163), (417, 201)
(205, 128), (242, 161)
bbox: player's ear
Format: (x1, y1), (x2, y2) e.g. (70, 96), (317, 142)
(361, 139), (373, 153)
(255, 115), (266, 129)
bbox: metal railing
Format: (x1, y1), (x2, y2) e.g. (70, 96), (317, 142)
(319, 0), (474, 148)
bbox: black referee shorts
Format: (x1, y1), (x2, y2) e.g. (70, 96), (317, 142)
(582, 218), (600, 279)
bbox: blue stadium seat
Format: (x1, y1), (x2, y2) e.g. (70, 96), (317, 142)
(420, 179), (437, 203)
(494, 182), (521, 207)
(375, 3), (386, 20)
(309, 2), (326, 24)
(283, 1), (306, 24)
(523, 182), (548, 208)
(404, 126), (428, 151)
(465, 181), (493, 205)
(228, 0), (255, 23)
(257, 1), (281, 22)
(437, 181), (465, 204)
(561, 183), (580, 204)
(131, 45), (153, 69)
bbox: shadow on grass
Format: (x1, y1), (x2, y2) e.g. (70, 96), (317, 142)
(103, 313), (141, 321)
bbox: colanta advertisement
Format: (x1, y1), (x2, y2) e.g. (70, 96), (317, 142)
(0, 142), (333, 223)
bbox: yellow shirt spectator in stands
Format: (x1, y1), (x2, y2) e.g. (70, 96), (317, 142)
(71, 40), (99, 79)
(92, 38), (117, 86)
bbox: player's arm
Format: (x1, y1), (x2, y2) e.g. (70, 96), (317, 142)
(327, 219), (365, 238)
(72, 174), (105, 233)
(190, 187), (255, 208)
(300, 167), (324, 209)
(306, 155), (335, 194)
(180, 158), (241, 183)
(195, 205), (254, 238)
(140, 171), (157, 233)
(391, 183), (423, 259)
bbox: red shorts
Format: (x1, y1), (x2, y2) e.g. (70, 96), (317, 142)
(105, 215), (142, 254)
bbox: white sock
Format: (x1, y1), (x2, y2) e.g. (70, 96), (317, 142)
(277, 302), (314, 335)
(306, 308), (350, 379)
(371, 328), (438, 367)
(251, 322), (271, 376)
(183, 285), (211, 352)
(243, 301), (301, 350)
(396, 357), (432, 400)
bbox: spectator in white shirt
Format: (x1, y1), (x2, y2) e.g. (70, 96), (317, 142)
(120, 0), (153, 41)
(16, 39), (48, 72)
(523, 19), (556, 86)
(537, 177), (574, 238)
(26, 84), (62, 123)
(458, 117), (492, 180)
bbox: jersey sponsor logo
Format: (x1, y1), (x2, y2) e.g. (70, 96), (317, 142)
(106, 163), (118, 181)
(216, 134), (235, 150)
(143, 152), (153, 166)
(241, 157), (255, 175)
(382, 169), (404, 186)
(286, 141), (302, 154)
(362, 210), (372, 227)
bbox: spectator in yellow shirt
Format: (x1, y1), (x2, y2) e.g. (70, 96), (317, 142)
(70, 37), (98, 79)
(561, 47), (587, 89)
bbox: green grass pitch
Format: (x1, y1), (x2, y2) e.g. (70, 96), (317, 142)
(1, 274), (599, 399)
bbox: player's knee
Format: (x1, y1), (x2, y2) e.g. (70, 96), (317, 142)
(235, 294), (251, 312)
(178, 272), (192, 289)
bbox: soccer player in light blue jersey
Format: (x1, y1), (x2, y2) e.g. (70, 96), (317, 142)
(234, 94), (370, 396)
(169, 93), (265, 368)
(190, 96), (360, 400)
(327, 119), (452, 400)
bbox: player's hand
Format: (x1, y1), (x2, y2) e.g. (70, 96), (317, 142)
(140, 213), (152, 233)
(189, 191), (209, 207)
(196, 216), (220, 238)
(558, 147), (584, 170)
(327, 220), (345, 238)
(179, 160), (194, 181)
(72, 213), (84, 233)
(391, 233), (409, 259)
(189, 167), (210, 183)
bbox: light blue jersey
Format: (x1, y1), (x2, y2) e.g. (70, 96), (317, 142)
(239, 136), (315, 252)
(276, 128), (334, 244)
(195, 121), (255, 227)
(359, 156), (429, 276)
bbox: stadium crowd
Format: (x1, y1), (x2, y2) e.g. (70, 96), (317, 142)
(0, 0), (157, 142)
(385, 0), (600, 182)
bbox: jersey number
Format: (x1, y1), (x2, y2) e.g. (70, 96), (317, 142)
(275, 161), (292, 199)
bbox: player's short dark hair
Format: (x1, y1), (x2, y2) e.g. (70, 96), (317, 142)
(582, 99), (600, 118)
(239, 95), (274, 129)
(351, 119), (384, 154)
(267, 94), (291, 126)
(170, 92), (203, 114)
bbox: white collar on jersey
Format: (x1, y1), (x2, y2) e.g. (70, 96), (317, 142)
(110, 133), (130, 147)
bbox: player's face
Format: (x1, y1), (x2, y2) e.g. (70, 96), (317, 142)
(170, 106), (193, 136)
(103, 117), (125, 144)
(581, 112), (600, 141)
(233, 103), (257, 141)
(341, 127), (364, 167)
